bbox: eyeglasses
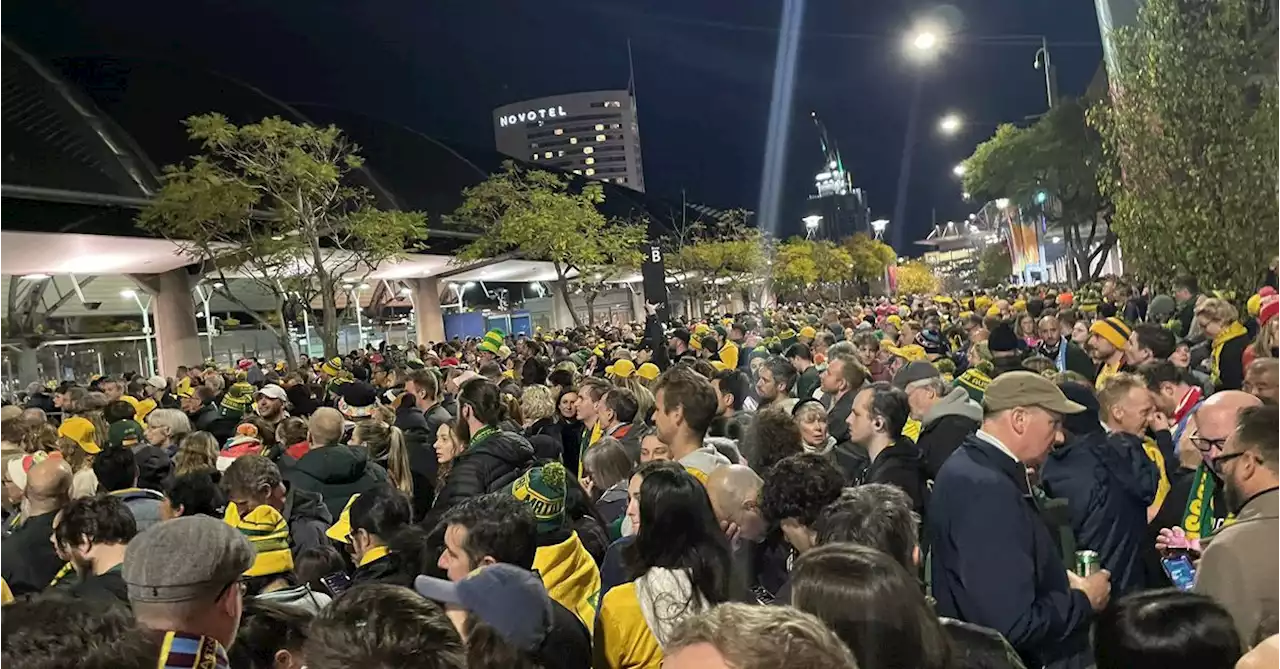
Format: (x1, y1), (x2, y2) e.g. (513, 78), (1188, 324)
(1210, 451), (1250, 475)
(1191, 435), (1229, 453)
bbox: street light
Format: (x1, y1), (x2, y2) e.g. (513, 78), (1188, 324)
(121, 289), (155, 376)
(1051, 236), (1062, 244)
(952, 163), (966, 177)
(803, 215), (822, 238)
(995, 198), (1011, 209)
(910, 30), (939, 53)
(19, 273), (49, 281)
(938, 113), (962, 135)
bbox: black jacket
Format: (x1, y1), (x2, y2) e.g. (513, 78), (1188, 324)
(1, 511), (64, 596)
(285, 384), (319, 417)
(559, 419), (585, 476)
(1040, 430), (1158, 599)
(826, 390), (856, 445)
(928, 435), (1092, 668)
(539, 599), (593, 669)
(1215, 334), (1250, 391)
(795, 366), (821, 402)
(915, 387), (983, 481)
(395, 401), (448, 519)
(423, 430), (535, 531)
(860, 438), (930, 516)
(283, 485), (334, 557)
(830, 441), (870, 485)
(1038, 338), (1097, 383)
(282, 444), (390, 519)
(352, 552), (416, 589)
(66, 566), (129, 607)
(188, 401), (220, 433)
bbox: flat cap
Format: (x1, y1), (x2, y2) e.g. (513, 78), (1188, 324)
(123, 516), (254, 603)
(892, 361), (942, 390)
(983, 371), (1086, 416)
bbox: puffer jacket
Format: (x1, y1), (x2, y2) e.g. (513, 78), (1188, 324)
(422, 429), (535, 531)
(916, 387), (982, 481)
(282, 444), (390, 519)
(858, 438), (930, 516)
(1040, 430), (1159, 598)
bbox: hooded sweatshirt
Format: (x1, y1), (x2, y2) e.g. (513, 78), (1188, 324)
(678, 444), (732, 484)
(255, 584), (332, 614)
(916, 387), (984, 481)
(533, 530), (602, 631)
(282, 486), (333, 557)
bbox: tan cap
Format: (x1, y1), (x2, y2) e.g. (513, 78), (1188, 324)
(983, 371), (1086, 415)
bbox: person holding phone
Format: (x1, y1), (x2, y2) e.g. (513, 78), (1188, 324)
(1190, 405), (1279, 647)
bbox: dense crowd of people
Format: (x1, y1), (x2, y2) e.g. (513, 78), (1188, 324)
(0, 274), (1277, 669)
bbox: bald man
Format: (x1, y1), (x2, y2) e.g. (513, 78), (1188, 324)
(1153, 391), (1263, 550)
(1243, 357), (1279, 405)
(1035, 315), (1097, 381)
(1, 458), (72, 595)
(706, 465), (766, 544)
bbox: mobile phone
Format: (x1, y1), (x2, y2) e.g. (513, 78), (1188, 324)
(319, 571), (353, 597)
(1161, 553), (1197, 591)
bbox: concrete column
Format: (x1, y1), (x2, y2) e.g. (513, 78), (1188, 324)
(413, 278), (445, 346)
(147, 270), (202, 377)
(549, 283), (576, 330)
(629, 285), (645, 323)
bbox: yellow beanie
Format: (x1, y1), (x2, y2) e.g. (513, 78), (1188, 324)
(1089, 317), (1132, 349)
(1247, 293), (1263, 317)
(228, 504), (293, 577)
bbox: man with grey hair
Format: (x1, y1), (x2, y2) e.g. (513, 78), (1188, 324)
(125, 515), (253, 665)
(894, 361), (982, 480)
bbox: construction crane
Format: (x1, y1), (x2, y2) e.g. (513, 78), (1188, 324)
(810, 111), (852, 197)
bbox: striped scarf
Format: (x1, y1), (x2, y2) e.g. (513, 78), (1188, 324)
(157, 631), (228, 669)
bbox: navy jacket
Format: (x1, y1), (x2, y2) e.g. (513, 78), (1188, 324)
(1040, 431), (1158, 599)
(928, 434), (1092, 668)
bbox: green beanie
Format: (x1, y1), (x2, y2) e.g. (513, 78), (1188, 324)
(509, 461), (566, 535)
(479, 329), (505, 355)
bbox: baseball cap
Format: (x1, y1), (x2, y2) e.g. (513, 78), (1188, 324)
(123, 515), (253, 603)
(255, 383), (288, 402)
(414, 564), (552, 652)
(983, 371), (1086, 415)
(605, 359), (637, 379)
(668, 328), (691, 345)
(144, 375), (167, 391)
(106, 420), (145, 450)
(892, 361), (942, 390)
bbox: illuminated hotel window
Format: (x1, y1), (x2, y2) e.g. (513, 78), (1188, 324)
(532, 154), (538, 160)
(595, 124), (604, 131)
(585, 157), (595, 165)
(569, 137), (578, 144)
(544, 151), (553, 158)
(557, 150), (565, 157)
(611, 123), (621, 129)
(583, 147), (594, 154)
(573, 169), (582, 174)
(601, 178), (610, 182)
(585, 168), (595, 176)
(554, 128), (564, 135)
(595, 134), (606, 142)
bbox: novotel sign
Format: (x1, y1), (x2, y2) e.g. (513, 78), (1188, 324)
(498, 105), (568, 128)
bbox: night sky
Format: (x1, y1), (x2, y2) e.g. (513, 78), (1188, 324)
(8, 0), (1103, 252)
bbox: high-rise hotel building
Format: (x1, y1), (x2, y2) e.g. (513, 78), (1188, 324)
(493, 90), (645, 192)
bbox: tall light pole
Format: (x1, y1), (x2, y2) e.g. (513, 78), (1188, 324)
(121, 289), (155, 376)
(1034, 37), (1058, 109)
(803, 215), (822, 239)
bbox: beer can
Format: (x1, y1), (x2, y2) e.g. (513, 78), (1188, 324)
(1075, 550), (1100, 577)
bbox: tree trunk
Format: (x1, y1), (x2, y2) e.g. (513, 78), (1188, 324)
(274, 298), (298, 371)
(585, 292), (597, 325)
(552, 266), (581, 328)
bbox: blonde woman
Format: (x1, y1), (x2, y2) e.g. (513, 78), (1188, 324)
(350, 420), (414, 498)
(1195, 298), (1250, 391)
(173, 431), (219, 477)
(144, 409), (192, 458)
(614, 376), (656, 422)
(521, 384), (560, 440)
(56, 436), (98, 498)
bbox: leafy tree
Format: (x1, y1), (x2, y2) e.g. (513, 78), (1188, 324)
(977, 243), (1013, 288)
(772, 238), (819, 299)
(843, 233), (897, 286)
(962, 99), (1116, 287)
(1091, 0), (1277, 295)
(454, 162), (640, 327)
(572, 219), (646, 325)
(661, 209), (761, 317)
(895, 260), (940, 295)
(139, 114), (427, 366)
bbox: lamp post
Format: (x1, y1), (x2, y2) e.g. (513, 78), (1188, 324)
(121, 289), (155, 376)
(1034, 37), (1058, 109)
(892, 22), (944, 250)
(803, 215), (822, 239)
